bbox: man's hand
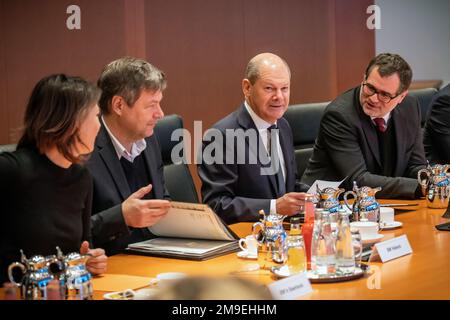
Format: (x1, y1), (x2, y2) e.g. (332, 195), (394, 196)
(80, 241), (108, 275)
(276, 192), (307, 215)
(122, 184), (171, 228)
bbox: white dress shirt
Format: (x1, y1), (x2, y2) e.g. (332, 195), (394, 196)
(101, 116), (147, 162)
(244, 101), (286, 214)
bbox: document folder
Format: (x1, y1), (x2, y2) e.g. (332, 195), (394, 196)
(126, 202), (240, 260)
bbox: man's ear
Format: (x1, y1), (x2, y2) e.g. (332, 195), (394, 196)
(397, 89), (409, 104)
(111, 95), (125, 116)
(242, 79), (252, 98)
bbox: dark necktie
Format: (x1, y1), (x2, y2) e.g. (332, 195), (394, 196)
(267, 125), (286, 196)
(373, 118), (387, 133)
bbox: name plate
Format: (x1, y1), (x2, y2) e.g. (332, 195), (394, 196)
(268, 272), (312, 300)
(372, 234), (413, 263)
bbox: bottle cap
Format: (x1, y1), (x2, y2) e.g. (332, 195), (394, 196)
(290, 216), (301, 224)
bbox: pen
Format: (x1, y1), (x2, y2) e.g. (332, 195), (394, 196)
(380, 203), (419, 207)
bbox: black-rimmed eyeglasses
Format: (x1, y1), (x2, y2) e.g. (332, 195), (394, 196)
(362, 82), (401, 103)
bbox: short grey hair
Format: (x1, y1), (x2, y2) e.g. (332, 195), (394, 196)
(98, 57), (167, 114)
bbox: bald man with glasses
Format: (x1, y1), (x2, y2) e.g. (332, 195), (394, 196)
(302, 53), (427, 199)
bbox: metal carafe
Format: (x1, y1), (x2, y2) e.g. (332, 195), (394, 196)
(315, 185), (344, 213)
(315, 185), (345, 223)
(343, 181), (381, 222)
(7, 250), (53, 300)
(252, 210), (287, 263)
(418, 163), (450, 209)
(63, 251), (93, 300)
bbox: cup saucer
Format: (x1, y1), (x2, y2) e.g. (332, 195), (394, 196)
(237, 250), (258, 260)
(361, 233), (384, 244)
(379, 221), (403, 230)
(103, 289), (135, 300)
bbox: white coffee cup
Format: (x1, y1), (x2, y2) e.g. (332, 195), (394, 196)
(154, 272), (186, 288)
(379, 207), (395, 225)
(238, 235), (258, 257)
(350, 221), (379, 239)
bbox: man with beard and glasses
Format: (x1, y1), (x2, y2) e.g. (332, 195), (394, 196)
(302, 53), (427, 199)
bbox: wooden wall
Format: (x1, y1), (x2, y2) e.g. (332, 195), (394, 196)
(0, 0), (128, 142)
(0, 0), (374, 191)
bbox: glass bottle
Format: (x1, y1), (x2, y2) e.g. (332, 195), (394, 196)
(351, 229), (363, 268)
(286, 216), (307, 274)
(310, 208), (323, 271)
(301, 195), (315, 270)
(47, 279), (63, 300)
(3, 282), (18, 300)
(335, 209), (355, 274)
(311, 210), (336, 276)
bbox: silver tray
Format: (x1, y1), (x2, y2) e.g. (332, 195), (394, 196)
(271, 264), (369, 283)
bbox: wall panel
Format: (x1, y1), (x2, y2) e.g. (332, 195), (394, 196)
(335, 0), (376, 93)
(242, 0), (339, 103)
(0, 0), (375, 196)
(0, 0), (127, 142)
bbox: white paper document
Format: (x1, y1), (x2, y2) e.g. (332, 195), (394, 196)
(307, 178), (346, 195)
(127, 202), (239, 260)
(148, 201), (235, 241)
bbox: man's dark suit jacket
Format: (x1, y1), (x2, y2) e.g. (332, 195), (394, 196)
(198, 104), (309, 224)
(424, 84), (450, 165)
(301, 86), (427, 199)
(86, 124), (169, 255)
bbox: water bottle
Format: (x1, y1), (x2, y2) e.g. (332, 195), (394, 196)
(335, 209), (355, 274)
(351, 229), (363, 268)
(311, 210), (336, 276)
(310, 208), (323, 271)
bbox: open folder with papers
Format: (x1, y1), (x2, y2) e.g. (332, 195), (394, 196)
(126, 202), (240, 260)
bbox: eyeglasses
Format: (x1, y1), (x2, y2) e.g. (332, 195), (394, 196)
(362, 82), (400, 103)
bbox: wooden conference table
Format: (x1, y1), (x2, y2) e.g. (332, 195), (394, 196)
(94, 199), (450, 300)
(1, 199), (449, 300)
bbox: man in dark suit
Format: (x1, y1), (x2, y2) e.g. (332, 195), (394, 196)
(424, 84), (450, 164)
(302, 53), (427, 199)
(86, 57), (170, 255)
(198, 53), (308, 224)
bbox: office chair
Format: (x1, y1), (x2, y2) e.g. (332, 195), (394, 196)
(0, 144), (17, 154)
(154, 115), (199, 203)
(284, 102), (328, 177)
(409, 88), (439, 127)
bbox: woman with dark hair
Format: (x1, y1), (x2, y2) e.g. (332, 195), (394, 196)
(0, 74), (107, 284)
